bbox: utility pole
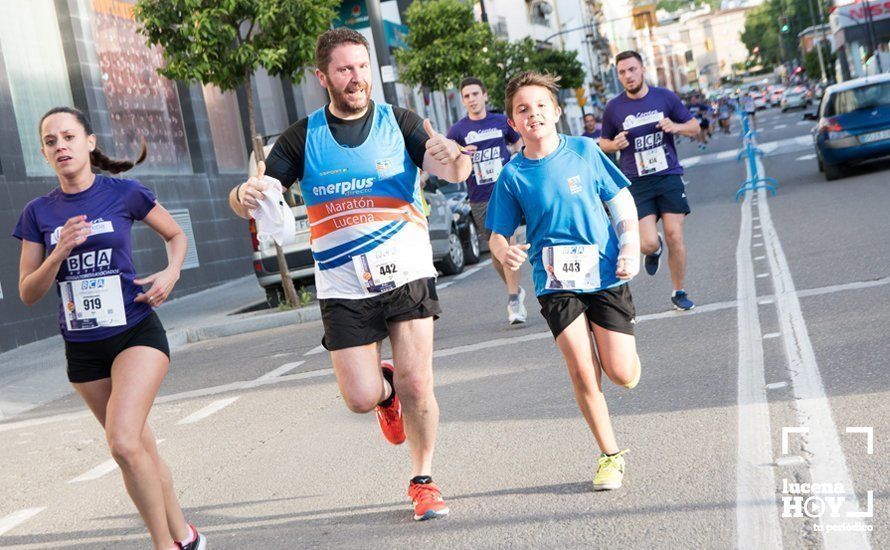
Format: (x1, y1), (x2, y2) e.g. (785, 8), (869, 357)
(479, 0), (488, 23)
(367, 0), (399, 106)
(806, 0), (827, 82)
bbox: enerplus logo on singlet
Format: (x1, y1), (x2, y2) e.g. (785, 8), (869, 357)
(312, 177), (375, 197)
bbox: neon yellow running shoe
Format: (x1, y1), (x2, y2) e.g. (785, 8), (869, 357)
(623, 357), (641, 389)
(593, 449), (628, 491)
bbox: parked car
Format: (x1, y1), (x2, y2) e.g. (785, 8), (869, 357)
(423, 175), (481, 276)
(245, 140), (314, 306)
(770, 86), (786, 107)
(781, 88), (810, 112)
(426, 175), (481, 270)
(751, 91), (768, 110)
(805, 73), (890, 181)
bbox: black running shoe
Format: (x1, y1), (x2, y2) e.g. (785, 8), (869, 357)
(644, 233), (664, 276)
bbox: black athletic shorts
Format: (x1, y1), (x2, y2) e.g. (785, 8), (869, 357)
(64, 312), (170, 384)
(320, 277), (441, 351)
(699, 117), (710, 129)
(628, 174), (691, 220)
(538, 284), (636, 339)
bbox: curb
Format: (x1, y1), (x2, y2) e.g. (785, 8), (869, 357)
(166, 305), (322, 350)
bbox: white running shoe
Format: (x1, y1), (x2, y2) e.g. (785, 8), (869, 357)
(507, 287), (528, 324)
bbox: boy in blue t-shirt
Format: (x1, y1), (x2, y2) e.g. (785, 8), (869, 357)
(486, 71), (643, 491)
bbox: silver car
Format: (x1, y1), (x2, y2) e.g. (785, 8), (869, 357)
(781, 89), (810, 112)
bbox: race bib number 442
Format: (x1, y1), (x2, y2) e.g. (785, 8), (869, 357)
(353, 247), (409, 295)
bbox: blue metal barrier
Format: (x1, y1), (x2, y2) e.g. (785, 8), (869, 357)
(734, 108), (777, 202)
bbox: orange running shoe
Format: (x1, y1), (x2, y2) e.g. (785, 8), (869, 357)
(408, 480), (450, 521)
(375, 360), (406, 445)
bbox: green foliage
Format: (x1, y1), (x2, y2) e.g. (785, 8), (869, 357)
(475, 38), (585, 109)
(802, 44), (834, 80)
(741, 0), (830, 71)
(396, 0), (586, 110)
(395, 0), (495, 92)
(133, 0), (339, 90)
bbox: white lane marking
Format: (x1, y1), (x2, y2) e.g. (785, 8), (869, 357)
(436, 281), (455, 290)
(681, 156), (701, 167)
(734, 186), (783, 549)
(796, 153), (816, 161)
(774, 124), (787, 129)
(776, 455), (806, 466)
(755, 255), (766, 260)
(455, 266), (483, 280)
(304, 345), (325, 356)
(753, 233), (762, 238)
(4, 276), (887, 434)
(0, 507), (45, 536)
(69, 458), (119, 483)
(763, 332), (781, 339)
(758, 298), (774, 305)
(178, 397), (240, 425)
(753, 243), (764, 248)
(256, 361), (305, 381)
(454, 258), (492, 281)
(717, 150), (737, 160)
(756, 162), (871, 546)
(69, 440), (164, 483)
(766, 381), (788, 390)
(756, 273), (769, 278)
(797, 120), (811, 126)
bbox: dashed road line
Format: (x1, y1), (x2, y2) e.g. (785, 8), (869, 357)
(178, 398), (240, 425)
(256, 361), (306, 381)
(69, 440), (164, 483)
(0, 508), (45, 536)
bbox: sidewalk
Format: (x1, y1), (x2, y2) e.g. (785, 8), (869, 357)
(0, 276), (320, 421)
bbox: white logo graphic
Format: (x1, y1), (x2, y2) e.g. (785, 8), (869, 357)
(67, 248), (113, 272)
(312, 177), (375, 197)
(567, 176), (582, 195)
(50, 219), (114, 245)
(622, 110), (663, 130)
(464, 128), (504, 145)
(779, 426), (874, 531)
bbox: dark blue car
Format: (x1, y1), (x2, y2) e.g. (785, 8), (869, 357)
(806, 73), (890, 181)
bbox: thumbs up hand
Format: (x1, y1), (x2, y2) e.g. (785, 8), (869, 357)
(423, 118), (462, 165)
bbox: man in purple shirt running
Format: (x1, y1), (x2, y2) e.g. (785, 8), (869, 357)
(447, 77), (526, 324)
(599, 51), (701, 311)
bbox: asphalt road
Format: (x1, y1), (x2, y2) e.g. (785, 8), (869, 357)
(1, 107), (888, 549)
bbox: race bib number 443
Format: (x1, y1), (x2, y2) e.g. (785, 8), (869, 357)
(543, 245), (600, 290)
(60, 275), (126, 331)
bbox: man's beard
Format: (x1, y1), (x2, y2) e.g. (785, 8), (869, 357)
(624, 80), (643, 95)
(330, 81), (371, 115)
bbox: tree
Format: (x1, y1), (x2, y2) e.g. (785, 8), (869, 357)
(742, 0), (831, 72)
(474, 38), (585, 110)
(134, 0), (339, 308)
(395, 0), (495, 120)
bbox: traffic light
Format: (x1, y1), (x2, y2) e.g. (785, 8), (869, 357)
(779, 16), (790, 33)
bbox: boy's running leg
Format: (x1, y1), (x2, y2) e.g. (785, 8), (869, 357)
(554, 315), (620, 455)
(590, 322), (640, 389)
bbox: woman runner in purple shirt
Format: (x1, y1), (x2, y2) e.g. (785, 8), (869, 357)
(13, 107), (206, 550)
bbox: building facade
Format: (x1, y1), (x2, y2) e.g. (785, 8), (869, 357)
(0, 0), (334, 351)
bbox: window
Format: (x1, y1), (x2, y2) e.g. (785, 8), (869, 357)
(202, 85), (247, 173)
(831, 82), (890, 116)
(89, 0), (190, 173)
(0, 0), (74, 176)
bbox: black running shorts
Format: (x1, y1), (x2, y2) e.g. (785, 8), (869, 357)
(538, 284), (636, 339)
(320, 277), (441, 351)
(628, 174), (691, 221)
(64, 312), (170, 383)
